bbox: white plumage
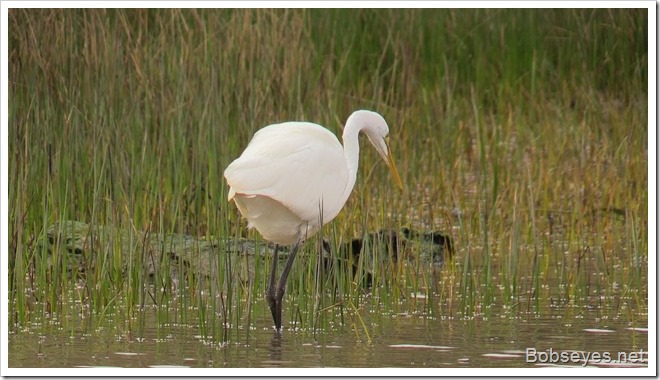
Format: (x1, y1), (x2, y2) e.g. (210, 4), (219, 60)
(225, 122), (350, 245)
(224, 109), (402, 331)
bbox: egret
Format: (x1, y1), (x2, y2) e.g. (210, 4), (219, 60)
(224, 110), (403, 331)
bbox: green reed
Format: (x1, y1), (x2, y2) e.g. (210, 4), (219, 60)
(8, 8), (648, 342)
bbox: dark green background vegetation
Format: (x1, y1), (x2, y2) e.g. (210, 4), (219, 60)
(9, 9), (647, 333)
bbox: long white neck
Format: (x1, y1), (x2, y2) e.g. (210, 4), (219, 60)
(339, 110), (379, 204)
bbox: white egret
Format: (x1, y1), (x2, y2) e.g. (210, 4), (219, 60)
(224, 110), (403, 331)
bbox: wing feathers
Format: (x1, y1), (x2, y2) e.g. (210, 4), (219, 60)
(224, 122), (349, 223)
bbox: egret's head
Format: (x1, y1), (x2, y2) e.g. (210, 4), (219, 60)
(353, 110), (404, 190)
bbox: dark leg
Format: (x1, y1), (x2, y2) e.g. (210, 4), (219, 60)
(272, 239), (301, 331)
(266, 245), (279, 329)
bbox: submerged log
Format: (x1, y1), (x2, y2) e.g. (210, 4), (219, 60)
(41, 220), (454, 285)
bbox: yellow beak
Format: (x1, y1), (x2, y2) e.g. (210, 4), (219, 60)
(386, 141), (403, 190)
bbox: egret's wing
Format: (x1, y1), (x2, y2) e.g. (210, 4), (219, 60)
(224, 122), (349, 223)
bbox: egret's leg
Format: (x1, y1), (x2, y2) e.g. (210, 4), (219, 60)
(271, 238), (301, 331)
(266, 245), (279, 329)
(278, 239), (301, 295)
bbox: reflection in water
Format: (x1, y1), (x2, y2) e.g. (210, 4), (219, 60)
(7, 299), (648, 368)
(7, 310), (648, 369)
(267, 332), (283, 366)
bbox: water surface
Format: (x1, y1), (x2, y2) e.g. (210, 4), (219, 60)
(8, 297), (647, 369)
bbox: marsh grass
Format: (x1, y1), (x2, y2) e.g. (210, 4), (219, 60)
(9, 9), (648, 342)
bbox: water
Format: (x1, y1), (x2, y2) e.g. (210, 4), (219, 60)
(8, 298), (648, 370)
(8, 229), (649, 371)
